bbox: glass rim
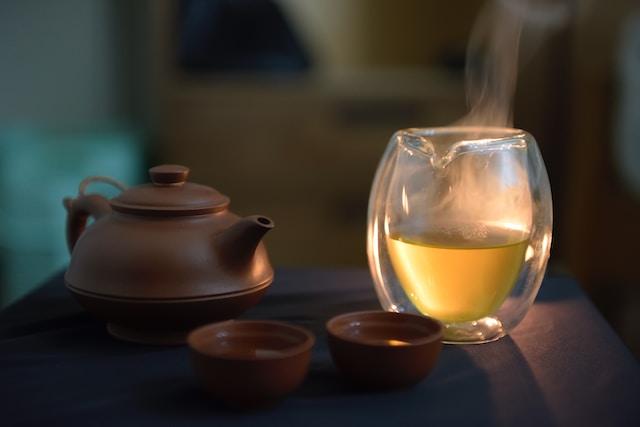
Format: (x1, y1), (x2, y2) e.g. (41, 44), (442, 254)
(395, 126), (532, 166)
(398, 126), (529, 139)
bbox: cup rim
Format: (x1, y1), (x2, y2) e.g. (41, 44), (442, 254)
(393, 126), (532, 166)
(326, 310), (443, 348)
(187, 320), (315, 361)
(399, 126), (528, 138)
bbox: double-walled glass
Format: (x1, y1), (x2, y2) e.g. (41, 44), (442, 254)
(367, 127), (552, 343)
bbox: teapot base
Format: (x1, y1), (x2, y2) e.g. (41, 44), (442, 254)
(107, 323), (189, 345)
(66, 281), (270, 345)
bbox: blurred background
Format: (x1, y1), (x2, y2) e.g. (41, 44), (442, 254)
(0, 0), (638, 354)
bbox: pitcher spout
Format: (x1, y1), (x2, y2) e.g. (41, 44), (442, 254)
(217, 215), (274, 270)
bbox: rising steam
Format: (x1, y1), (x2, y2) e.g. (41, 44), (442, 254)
(459, 0), (572, 127)
(416, 0), (573, 238)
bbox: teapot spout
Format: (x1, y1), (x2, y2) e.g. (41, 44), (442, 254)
(217, 215), (274, 270)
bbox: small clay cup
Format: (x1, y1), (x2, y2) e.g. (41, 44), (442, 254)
(327, 311), (443, 389)
(188, 320), (314, 409)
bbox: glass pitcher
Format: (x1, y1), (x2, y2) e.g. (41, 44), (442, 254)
(367, 127), (552, 343)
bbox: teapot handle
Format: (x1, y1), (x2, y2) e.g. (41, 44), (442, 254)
(63, 176), (127, 253)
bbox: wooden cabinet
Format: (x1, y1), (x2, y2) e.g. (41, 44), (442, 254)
(156, 73), (466, 265)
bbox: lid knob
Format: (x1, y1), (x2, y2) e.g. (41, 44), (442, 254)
(149, 165), (190, 186)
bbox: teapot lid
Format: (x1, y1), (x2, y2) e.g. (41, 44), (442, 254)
(111, 165), (230, 215)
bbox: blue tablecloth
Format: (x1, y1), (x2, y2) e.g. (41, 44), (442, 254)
(1, 269), (638, 426)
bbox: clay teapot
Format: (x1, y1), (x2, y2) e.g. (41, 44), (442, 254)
(63, 164), (274, 345)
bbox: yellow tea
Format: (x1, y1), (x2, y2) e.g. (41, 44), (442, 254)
(387, 227), (528, 323)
